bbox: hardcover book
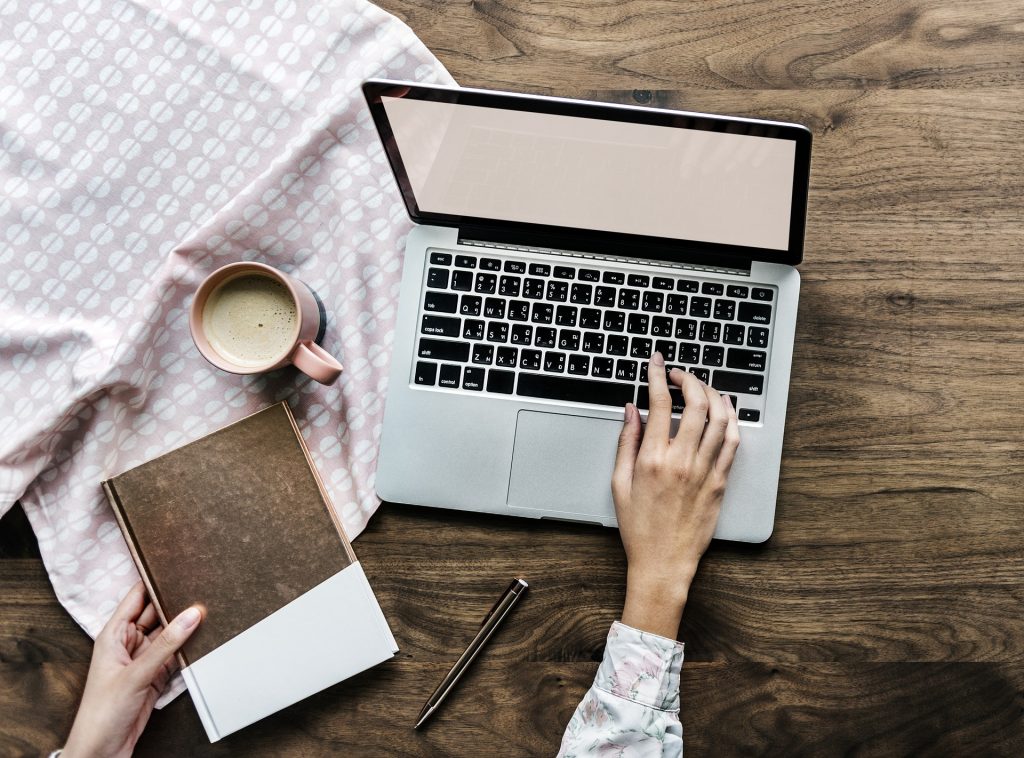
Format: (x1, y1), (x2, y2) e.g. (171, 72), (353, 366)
(102, 401), (397, 742)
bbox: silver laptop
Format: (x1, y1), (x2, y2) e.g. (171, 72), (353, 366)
(363, 80), (811, 543)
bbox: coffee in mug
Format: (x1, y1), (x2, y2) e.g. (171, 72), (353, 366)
(189, 262), (343, 385)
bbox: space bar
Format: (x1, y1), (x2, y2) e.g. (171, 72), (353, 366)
(516, 373), (635, 408)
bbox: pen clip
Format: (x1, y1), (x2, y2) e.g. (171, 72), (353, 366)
(480, 578), (525, 626)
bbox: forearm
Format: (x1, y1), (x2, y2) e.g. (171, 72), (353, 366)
(620, 564), (694, 640)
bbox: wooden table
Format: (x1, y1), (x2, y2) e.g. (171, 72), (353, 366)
(2, 1), (1022, 754)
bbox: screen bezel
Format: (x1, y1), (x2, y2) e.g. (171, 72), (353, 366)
(362, 79), (812, 266)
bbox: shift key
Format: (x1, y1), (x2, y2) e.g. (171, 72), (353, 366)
(418, 338), (470, 362)
(712, 370), (764, 395)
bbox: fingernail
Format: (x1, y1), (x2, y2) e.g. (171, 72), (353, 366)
(722, 393), (732, 408)
(177, 607), (201, 629)
(624, 402), (633, 421)
(651, 351), (664, 366)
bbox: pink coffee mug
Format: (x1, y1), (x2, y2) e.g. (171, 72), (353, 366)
(189, 262), (343, 385)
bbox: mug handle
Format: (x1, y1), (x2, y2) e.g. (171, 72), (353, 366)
(292, 341), (343, 386)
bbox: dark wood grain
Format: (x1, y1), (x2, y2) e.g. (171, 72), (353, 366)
(2, 0), (1023, 755)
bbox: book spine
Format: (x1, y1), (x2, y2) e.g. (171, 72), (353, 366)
(180, 665), (221, 742)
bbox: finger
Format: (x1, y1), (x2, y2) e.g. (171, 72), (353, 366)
(100, 582), (147, 640)
(130, 606), (202, 687)
(716, 394), (741, 475)
(611, 403), (642, 501)
(675, 370), (710, 453)
(697, 384), (730, 466)
(136, 602), (159, 633)
(642, 352), (672, 446)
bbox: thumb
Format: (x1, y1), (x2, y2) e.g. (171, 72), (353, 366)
(612, 403), (642, 500)
(131, 606), (202, 686)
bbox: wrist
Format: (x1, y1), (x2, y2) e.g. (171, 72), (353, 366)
(621, 570), (691, 639)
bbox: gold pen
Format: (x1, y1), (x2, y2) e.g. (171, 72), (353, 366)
(414, 578), (529, 729)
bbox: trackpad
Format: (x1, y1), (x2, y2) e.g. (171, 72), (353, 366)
(507, 411), (619, 521)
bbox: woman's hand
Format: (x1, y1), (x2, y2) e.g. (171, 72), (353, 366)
(62, 582), (202, 758)
(612, 352), (740, 638)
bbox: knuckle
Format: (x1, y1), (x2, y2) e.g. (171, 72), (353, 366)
(690, 397), (709, 415)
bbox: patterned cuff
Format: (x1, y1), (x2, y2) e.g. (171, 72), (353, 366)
(593, 621), (685, 712)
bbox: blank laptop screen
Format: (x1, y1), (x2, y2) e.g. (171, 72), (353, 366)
(381, 96), (798, 253)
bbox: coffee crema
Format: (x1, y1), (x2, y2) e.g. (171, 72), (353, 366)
(202, 274), (298, 367)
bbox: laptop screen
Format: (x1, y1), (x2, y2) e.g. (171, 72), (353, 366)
(365, 83), (812, 265)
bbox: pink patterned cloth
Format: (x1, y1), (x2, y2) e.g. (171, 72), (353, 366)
(0, 0), (452, 702)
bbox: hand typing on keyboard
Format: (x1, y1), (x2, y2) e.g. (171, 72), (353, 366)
(612, 351), (740, 639)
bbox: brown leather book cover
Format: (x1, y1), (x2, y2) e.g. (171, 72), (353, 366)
(102, 401), (355, 666)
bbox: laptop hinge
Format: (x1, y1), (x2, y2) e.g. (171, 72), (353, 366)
(457, 226), (752, 277)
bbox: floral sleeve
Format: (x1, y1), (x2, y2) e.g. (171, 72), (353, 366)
(557, 621), (685, 757)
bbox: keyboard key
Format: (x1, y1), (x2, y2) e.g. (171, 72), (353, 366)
(523, 278), (545, 299)
(714, 299), (736, 320)
(424, 291), (458, 313)
(547, 280), (569, 302)
(603, 310), (625, 332)
(504, 260), (526, 274)
(472, 344), (493, 365)
(738, 302), (772, 324)
(460, 295), (482, 316)
(419, 339), (470, 362)
(579, 268), (600, 282)
(555, 305), (578, 327)
(642, 292), (664, 313)
(677, 279), (699, 292)
(486, 368), (515, 393)
(452, 270), (473, 291)
(535, 327), (557, 348)
(422, 314), (461, 337)
(680, 342), (700, 364)
(651, 316), (673, 337)
(618, 289), (640, 310)
(653, 277), (674, 290)
(517, 372), (633, 407)
(690, 367), (710, 383)
(508, 300), (530, 321)
(666, 294), (688, 315)
(568, 354), (590, 376)
(592, 357), (614, 379)
(481, 258), (501, 271)
(627, 313), (649, 334)
(636, 386), (684, 413)
(607, 335), (629, 356)
(554, 266), (575, 279)
(747, 326), (769, 348)
(438, 363), (460, 388)
(415, 361), (437, 385)
(427, 268), (449, 289)
(702, 345), (724, 367)
(463, 319), (485, 340)
(455, 255), (476, 268)
(727, 285), (749, 298)
(675, 318), (697, 340)
(484, 298), (506, 319)
(463, 366), (484, 390)
(570, 283), (592, 304)
(615, 359), (638, 381)
(595, 286), (616, 307)
(628, 274), (650, 288)
(486, 322), (508, 343)
(689, 296), (711, 318)
(655, 340), (676, 362)
(702, 282), (724, 296)
(579, 308), (601, 329)
(752, 287), (774, 301)
(712, 370), (764, 395)
(544, 351), (566, 373)
(699, 321), (721, 343)
(430, 252), (452, 266)
(558, 329), (580, 351)
(630, 337), (652, 359)
(603, 271), (625, 284)
(727, 348), (767, 371)
(495, 346), (518, 367)
(499, 276), (521, 297)
(510, 324), (533, 345)
(529, 263), (551, 276)
(531, 303), (554, 324)
(723, 324), (745, 345)
(475, 273), (497, 294)
(739, 408), (761, 422)
(582, 331), (605, 353)
(520, 349), (541, 370)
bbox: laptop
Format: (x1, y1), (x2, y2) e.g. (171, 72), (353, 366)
(362, 80), (811, 543)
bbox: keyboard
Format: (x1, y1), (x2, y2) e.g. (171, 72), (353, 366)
(413, 249), (773, 423)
